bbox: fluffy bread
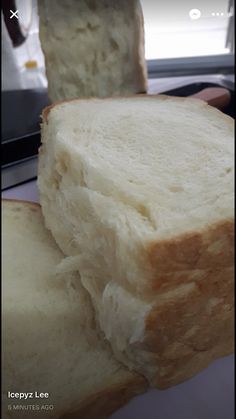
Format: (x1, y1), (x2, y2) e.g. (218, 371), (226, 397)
(2, 199), (147, 418)
(38, 95), (234, 388)
(38, 0), (147, 101)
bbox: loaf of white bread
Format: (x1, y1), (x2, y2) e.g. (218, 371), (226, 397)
(38, 95), (234, 389)
(2, 200), (147, 419)
(38, 0), (147, 101)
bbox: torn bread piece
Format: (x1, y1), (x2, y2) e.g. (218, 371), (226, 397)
(2, 199), (147, 419)
(38, 0), (147, 101)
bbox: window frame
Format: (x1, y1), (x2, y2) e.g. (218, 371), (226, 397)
(147, 53), (234, 78)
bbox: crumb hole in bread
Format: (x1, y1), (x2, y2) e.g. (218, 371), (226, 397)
(168, 186), (184, 193)
(79, 170), (86, 187)
(50, 171), (62, 190)
(68, 238), (78, 250)
(71, 28), (84, 38)
(110, 38), (119, 51)
(87, 0), (97, 11)
(101, 52), (106, 62)
(219, 167), (232, 177)
(107, 294), (119, 313)
(56, 153), (71, 175)
(136, 204), (149, 218)
(54, 179), (59, 190)
(113, 299), (119, 312)
(69, 281), (76, 290)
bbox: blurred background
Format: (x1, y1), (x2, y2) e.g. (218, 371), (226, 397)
(2, 0), (234, 90)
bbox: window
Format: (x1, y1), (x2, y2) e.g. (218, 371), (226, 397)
(141, 0), (233, 59)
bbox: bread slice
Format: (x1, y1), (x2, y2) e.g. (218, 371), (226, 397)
(38, 0), (147, 101)
(2, 199), (147, 419)
(38, 95), (234, 389)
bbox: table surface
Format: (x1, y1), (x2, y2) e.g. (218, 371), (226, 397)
(2, 180), (235, 419)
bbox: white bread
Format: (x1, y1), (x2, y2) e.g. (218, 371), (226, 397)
(38, 95), (234, 388)
(2, 199), (147, 419)
(38, 0), (147, 101)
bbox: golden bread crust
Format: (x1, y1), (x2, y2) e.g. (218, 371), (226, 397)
(146, 219), (234, 288)
(145, 266), (234, 388)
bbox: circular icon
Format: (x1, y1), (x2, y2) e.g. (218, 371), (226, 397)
(189, 8), (201, 20)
